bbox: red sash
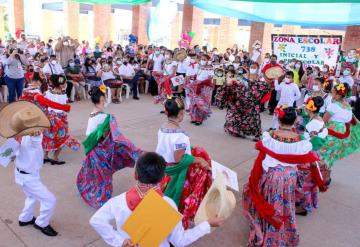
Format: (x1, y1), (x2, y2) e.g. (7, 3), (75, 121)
(327, 117), (358, 139)
(248, 141), (319, 229)
(35, 94), (71, 112)
(126, 184), (164, 211)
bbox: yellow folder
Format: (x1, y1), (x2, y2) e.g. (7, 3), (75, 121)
(122, 189), (182, 247)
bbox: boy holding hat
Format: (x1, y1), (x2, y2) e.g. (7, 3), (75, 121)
(90, 152), (223, 247)
(0, 101), (58, 237)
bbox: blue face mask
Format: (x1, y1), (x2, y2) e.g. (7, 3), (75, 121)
(343, 70), (350, 76)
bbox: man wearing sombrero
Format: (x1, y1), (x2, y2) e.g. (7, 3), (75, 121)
(0, 101), (58, 237)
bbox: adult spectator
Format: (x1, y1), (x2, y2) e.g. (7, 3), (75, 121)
(118, 57), (140, 100)
(4, 49), (28, 102)
(82, 57), (102, 87)
(65, 59), (85, 101)
(55, 37), (80, 68)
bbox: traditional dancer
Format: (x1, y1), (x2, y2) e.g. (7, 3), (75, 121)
(156, 97), (212, 229)
(296, 96), (329, 216)
(76, 85), (142, 209)
(216, 63), (271, 140)
(0, 101), (58, 236)
(186, 54), (214, 125)
(319, 83), (360, 167)
(42, 75), (80, 165)
(243, 107), (319, 247)
(90, 152), (222, 247)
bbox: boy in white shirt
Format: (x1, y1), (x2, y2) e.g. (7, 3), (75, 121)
(272, 71), (301, 129)
(90, 152), (223, 247)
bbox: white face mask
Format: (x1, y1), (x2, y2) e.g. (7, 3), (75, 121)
(51, 60), (57, 65)
(284, 78), (291, 83)
(190, 58), (195, 63)
(313, 71), (318, 77)
(264, 58), (270, 63)
(165, 54), (170, 59)
(249, 68), (257, 74)
(322, 68), (328, 73)
(116, 60), (122, 65)
(343, 70), (350, 76)
(312, 85), (320, 91)
(200, 60), (206, 66)
(63, 41), (69, 46)
(69, 62), (75, 67)
(295, 64), (301, 69)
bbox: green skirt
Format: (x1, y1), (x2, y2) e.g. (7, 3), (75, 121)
(319, 120), (360, 167)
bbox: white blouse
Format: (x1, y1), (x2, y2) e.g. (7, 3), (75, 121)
(86, 113), (107, 136)
(261, 132), (313, 171)
(44, 90), (68, 113)
(304, 119), (328, 140)
(327, 102), (353, 123)
(156, 128), (191, 163)
(164, 61), (177, 75)
(197, 68), (214, 81)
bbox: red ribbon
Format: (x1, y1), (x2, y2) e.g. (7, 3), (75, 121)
(126, 186), (164, 211)
(327, 117), (357, 139)
(189, 62), (196, 69)
(248, 141), (319, 229)
(35, 94), (71, 112)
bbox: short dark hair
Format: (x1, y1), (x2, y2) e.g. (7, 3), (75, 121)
(286, 70), (294, 79)
(50, 74), (66, 88)
(311, 96), (325, 114)
(165, 97), (185, 118)
(271, 54), (278, 59)
(136, 152), (166, 184)
(279, 107), (297, 125)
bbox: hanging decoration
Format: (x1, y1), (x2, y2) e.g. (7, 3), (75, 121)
(189, 0), (360, 26)
(179, 31), (195, 49)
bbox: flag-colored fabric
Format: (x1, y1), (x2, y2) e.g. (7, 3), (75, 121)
(190, 0), (360, 26)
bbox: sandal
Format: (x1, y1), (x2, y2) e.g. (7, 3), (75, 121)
(43, 158), (53, 164)
(51, 160), (66, 165)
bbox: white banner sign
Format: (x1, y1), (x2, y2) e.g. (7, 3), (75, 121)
(272, 35), (342, 68)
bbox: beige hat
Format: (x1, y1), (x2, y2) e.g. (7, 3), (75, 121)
(174, 50), (187, 62)
(194, 173), (236, 226)
(0, 101), (50, 138)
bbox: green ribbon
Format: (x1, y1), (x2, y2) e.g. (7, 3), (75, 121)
(310, 136), (325, 151)
(67, 0), (150, 4)
(164, 154), (195, 206)
(82, 114), (110, 155)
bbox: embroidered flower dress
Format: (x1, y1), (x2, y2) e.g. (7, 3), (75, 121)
(296, 119), (328, 213)
(216, 79), (271, 138)
(243, 131), (313, 247)
(77, 113), (142, 209)
(156, 127), (212, 229)
(319, 101), (360, 167)
(42, 90), (80, 151)
(153, 61), (177, 104)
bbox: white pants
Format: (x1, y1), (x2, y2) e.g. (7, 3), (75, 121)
(15, 170), (56, 227)
(184, 88), (190, 110)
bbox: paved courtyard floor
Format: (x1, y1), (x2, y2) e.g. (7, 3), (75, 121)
(0, 95), (359, 247)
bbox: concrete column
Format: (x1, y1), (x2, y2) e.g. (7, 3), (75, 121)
(170, 11), (183, 49)
(132, 4), (150, 45)
(248, 22), (273, 56)
(218, 17), (238, 52)
(343, 25), (360, 52)
(182, 0), (204, 47)
(64, 1), (80, 39)
(93, 4), (111, 45)
(13, 0), (24, 32)
(0, 6), (5, 38)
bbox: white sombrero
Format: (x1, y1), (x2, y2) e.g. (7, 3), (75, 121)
(194, 173), (236, 227)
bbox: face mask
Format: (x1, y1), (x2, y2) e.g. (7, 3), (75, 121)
(190, 58), (195, 63)
(284, 78), (291, 83)
(165, 54), (170, 59)
(290, 62), (295, 67)
(217, 73), (223, 77)
(249, 68), (257, 74)
(69, 62), (75, 67)
(322, 68), (328, 73)
(264, 58), (270, 63)
(200, 60), (206, 66)
(343, 70), (350, 76)
(236, 76), (242, 81)
(116, 60), (122, 65)
(160, 50), (165, 54)
(155, 51), (160, 55)
(63, 41), (69, 46)
(51, 60), (57, 65)
(295, 64), (301, 69)
(313, 71), (318, 76)
(312, 85), (320, 91)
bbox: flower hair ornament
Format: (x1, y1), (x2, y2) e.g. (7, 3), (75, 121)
(99, 84), (107, 94)
(335, 83), (347, 97)
(274, 104), (288, 120)
(305, 98), (317, 112)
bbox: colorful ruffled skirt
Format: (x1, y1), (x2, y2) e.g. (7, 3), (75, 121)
(243, 165), (299, 247)
(319, 120), (360, 167)
(42, 110), (80, 151)
(188, 85), (213, 123)
(153, 72), (172, 104)
(296, 163), (318, 213)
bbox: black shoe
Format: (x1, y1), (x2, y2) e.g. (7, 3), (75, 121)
(50, 160), (66, 165)
(68, 100), (74, 104)
(43, 158), (53, 164)
(19, 217), (36, 227)
(34, 224), (58, 237)
(190, 121), (196, 124)
(160, 110), (165, 114)
(296, 211), (308, 216)
(195, 122), (202, 126)
(133, 96), (140, 100)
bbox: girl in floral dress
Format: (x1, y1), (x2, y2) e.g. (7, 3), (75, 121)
(319, 83), (360, 167)
(216, 63), (271, 141)
(42, 75), (80, 165)
(76, 85), (142, 209)
(243, 107), (318, 247)
(296, 96), (329, 216)
(156, 97), (212, 229)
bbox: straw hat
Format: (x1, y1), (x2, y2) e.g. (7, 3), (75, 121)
(0, 101), (50, 138)
(194, 173), (236, 226)
(174, 50), (187, 62)
(265, 66), (284, 79)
